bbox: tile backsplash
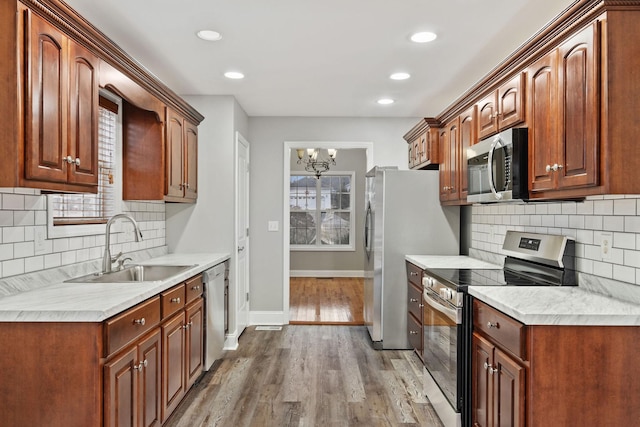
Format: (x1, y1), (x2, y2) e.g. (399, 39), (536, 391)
(471, 195), (640, 286)
(0, 188), (165, 279)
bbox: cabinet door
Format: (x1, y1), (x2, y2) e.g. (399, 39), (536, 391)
(493, 348), (525, 427)
(556, 22), (599, 190)
(447, 118), (460, 202)
(472, 333), (493, 427)
(459, 106), (476, 202)
(165, 109), (185, 199)
(439, 127), (451, 202)
(104, 346), (138, 427)
(411, 137), (420, 168)
(185, 298), (204, 388)
(67, 40), (99, 186)
(138, 330), (162, 427)
(407, 312), (423, 356)
(162, 312), (186, 423)
(24, 11), (68, 183)
(497, 73), (525, 130)
(426, 128), (439, 165)
(528, 51), (558, 193)
(477, 92), (498, 140)
(184, 120), (198, 200)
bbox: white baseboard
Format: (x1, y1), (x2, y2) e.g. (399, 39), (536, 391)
(249, 310), (287, 325)
(289, 270), (364, 278)
(223, 333), (239, 351)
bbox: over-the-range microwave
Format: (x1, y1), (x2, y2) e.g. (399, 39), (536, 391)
(467, 127), (528, 203)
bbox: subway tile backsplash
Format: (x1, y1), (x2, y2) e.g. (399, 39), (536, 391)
(471, 195), (640, 286)
(0, 188), (165, 280)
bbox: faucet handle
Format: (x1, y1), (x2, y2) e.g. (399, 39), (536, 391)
(116, 257), (133, 271)
(111, 252), (123, 263)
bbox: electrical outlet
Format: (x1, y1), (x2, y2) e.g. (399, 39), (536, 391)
(34, 228), (46, 255)
(268, 221), (279, 232)
(601, 232), (612, 260)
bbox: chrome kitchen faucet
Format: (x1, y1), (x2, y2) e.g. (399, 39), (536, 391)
(102, 214), (143, 274)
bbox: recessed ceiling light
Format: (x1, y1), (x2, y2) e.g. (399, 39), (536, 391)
(197, 30), (222, 41)
(377, 98), (395, 105)
(410, 31), (437, 43)
(224, 71), (245, 79)
(390, 72), (411, 80)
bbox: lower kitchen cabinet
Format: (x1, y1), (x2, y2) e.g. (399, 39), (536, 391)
(472, 298), (640, 426)
(0, 274), (205, 427)
(104, 329), (162, 427)
(406, 262), (424, 361)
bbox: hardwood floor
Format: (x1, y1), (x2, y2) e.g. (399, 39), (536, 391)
(166, 325), (443, 427)
(289, 277), (364, 325)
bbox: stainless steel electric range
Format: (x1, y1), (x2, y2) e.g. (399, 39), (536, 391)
(421, 231), (576, 427)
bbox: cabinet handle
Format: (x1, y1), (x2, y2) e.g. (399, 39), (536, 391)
(410, 271), (419, 276)
(545, 164), (551, 172)
(418, 304), (424, 308)
(484, 362), (489, 370)
(409, 330), (418, 335)
(74, 158), (81, 166)
(170, 297), (181, 304)
(487, 321), (499, 329)
(545, 163), (564, 173)
(191, 285), (201, 291)
(185, 183), (190, 189)
(484, 362), (498, 374)
(133, 363), (142, 371)
(133, 317), (146, 326)
(183, 321), (193, 330)
(409, 298), (419, 302)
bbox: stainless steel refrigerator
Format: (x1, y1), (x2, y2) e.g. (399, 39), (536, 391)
(364, 167), (460, 349)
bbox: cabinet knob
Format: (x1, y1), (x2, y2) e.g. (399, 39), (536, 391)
(487, 321), (499, 329)
(418, 304), (424, 308)
(170, 297), (181, 304)
(191, 285), (201, 291)
(410, 271), (419, 277)
(409, 298), (419, 303)
(183, 321), (193, 330)
(409, 330), (418, 335)
(133, 317), (146, 326)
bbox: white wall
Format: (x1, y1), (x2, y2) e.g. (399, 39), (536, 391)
(248, 116), (419, 313)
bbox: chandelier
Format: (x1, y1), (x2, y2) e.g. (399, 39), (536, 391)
(296, 148), (337, 178)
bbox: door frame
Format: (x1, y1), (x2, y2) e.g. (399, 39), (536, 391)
(233, 131), (250, 345)
(282, 141), (374, 323)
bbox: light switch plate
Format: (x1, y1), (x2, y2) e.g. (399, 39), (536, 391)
(268, 221), (279, 232)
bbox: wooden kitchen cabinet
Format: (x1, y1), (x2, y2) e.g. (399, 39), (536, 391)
(406, 262), (424, 360)
(528, 22), (599, 197)
(104, 329), (162, 427)
(458, 105), (476, 202)
(472, 298), (640, 426)
(0, 274), (205, 426)
(439, 119), (458, 203)
(165, 108), (198, 202)
(476, 73), (525, 140)
(21, 7), (99, 192)
(404, 118), (440, 170)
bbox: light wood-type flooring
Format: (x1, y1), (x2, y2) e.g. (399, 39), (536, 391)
(289, 277), (364, 325)
(166, 325), (443, 427)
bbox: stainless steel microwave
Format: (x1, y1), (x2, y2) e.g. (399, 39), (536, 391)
(467, 128), (528, 203)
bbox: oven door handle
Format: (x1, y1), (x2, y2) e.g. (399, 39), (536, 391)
(487, 136), (503, 200)
(423, 291), (462, 324)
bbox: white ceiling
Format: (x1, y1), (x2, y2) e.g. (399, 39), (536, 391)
(64, 0), (576, 118)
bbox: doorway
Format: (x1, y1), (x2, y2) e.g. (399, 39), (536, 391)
(282, 141), (373, 324)
(235, 132), (250, 337)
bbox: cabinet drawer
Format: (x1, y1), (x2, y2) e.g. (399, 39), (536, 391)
(408, 283), (423, 323)
(406, 262), (423, 287)
(162, 284), (186, 319)
(185, 274), (203, 304)
(105, 296), (160, 357)
(408, 312), (423, 354)
(473, 299), (526, 360)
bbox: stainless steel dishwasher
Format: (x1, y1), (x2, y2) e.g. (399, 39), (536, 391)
(203, 262), (227, 370)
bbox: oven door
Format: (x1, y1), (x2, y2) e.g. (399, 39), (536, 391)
(423, 287), (463, 413)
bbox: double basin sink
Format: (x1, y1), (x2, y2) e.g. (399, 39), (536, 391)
(66, 264), (195, 284)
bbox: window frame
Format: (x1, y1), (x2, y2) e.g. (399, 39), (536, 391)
(290, 170), (355, 252)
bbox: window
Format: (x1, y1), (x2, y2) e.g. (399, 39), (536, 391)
(290, 172), (355, 251)
(47, 94), (120, 238)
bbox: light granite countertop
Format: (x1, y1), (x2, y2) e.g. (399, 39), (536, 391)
(469, 286), (640, 326)
(0, 253), (230, 322)
(405, 255), (502, 270)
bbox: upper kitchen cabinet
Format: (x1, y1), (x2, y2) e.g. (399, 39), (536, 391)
(476, 73), (525, 140)
(404, 118), (440, 170)
(528, 20), (599, 198)
(20, 6), (99, 192)
(439, 117), (460, 204)
(459, 105), (477, 202)
(0, 1), (203, 194)
(165, 109), (198, 202)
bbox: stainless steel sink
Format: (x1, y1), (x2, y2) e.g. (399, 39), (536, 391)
(65, 264), (195, 283)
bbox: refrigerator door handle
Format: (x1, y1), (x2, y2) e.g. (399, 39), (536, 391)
(364, 202), (372, 260)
